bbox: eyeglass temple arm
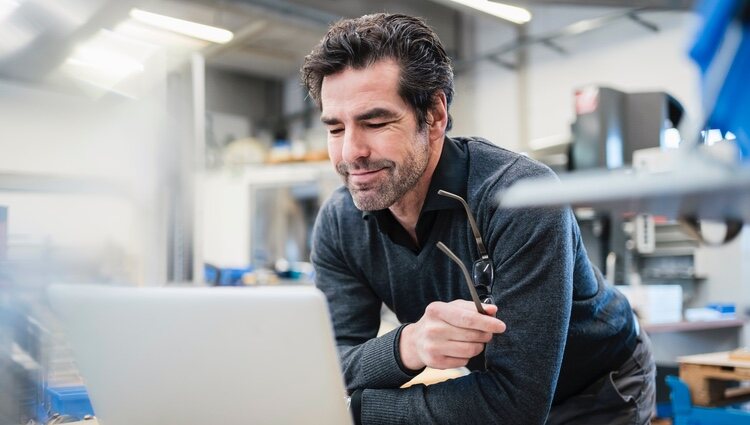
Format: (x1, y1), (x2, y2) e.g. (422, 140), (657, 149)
(436, 242), (488, 315)
(437, 190), (489, 258)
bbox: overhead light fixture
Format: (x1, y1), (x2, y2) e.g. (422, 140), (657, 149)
(129, 8), (234, 44)
(61, 29), (158, 95)
(447, 0), (531, 24)
(114, 20), (209, 51)
(0, 0), (20, 22)
(66, 46), (144, 77)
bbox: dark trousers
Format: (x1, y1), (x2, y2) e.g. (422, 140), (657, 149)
(547, 331), (657, 425)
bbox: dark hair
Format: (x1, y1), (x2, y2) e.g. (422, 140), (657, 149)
(301, 13), (454, 131)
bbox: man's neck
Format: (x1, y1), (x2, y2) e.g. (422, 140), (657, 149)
(388, 177), (430, 245)
(389, 137), (444, 245)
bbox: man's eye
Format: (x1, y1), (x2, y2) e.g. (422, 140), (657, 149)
(329, 128), (344, 135)
(367, 122), (387, 129)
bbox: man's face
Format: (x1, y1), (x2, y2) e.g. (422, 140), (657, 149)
(320, 59), (430, 211)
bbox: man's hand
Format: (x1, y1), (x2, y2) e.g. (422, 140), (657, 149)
(399, 300), (506, 371)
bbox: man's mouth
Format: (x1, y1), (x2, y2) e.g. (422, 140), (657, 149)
(347, 167), (387, 186)
(349, 168), (385, 176)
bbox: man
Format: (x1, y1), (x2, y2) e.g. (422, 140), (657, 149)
(303, 13), (655, 424)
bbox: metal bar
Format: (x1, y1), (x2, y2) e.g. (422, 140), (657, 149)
(454, 8), (650, 73)
(230, 0), (339, 26)
(541, 39), (568, 55)
(191, 53), (206, 284)
(627, 12), (660, 32)
(487, 55), (517, 70)
(202, 20), (270, 58)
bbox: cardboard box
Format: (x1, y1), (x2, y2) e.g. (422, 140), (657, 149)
(616, 284), (683, 324)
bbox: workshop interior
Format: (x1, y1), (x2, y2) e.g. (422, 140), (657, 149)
(0, 0), (749, 424)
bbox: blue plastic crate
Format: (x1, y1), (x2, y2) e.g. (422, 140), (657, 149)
(204, 264), (252, 286)
(46, 385), (94, 420)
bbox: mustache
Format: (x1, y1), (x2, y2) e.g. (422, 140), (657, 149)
(336, 159), (395, 175)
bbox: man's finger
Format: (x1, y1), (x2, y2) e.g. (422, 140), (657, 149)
(481, 303), (499, 317)
(441, 341), (487, 359)
(450, 299), (499, 317)
(439, 304), (506, 333)
(447, 327), (496, 343)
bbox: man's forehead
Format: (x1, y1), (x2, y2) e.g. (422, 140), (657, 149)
(320, 61), (400, 96)
(319, 62), (404, 119)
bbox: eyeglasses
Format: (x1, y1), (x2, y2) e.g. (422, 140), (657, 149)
(435, 190), (494, 315)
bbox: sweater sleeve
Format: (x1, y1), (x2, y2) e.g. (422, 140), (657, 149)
(311, 199), (418, 392)
(357, 169), (575, 424)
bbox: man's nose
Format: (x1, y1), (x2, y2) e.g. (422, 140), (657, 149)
(341, 127), (370, 163)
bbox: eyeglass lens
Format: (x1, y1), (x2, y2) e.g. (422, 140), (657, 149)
(473, 258), (494, 303)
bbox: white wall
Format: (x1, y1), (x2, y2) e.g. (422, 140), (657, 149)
(695, 226), (750, 344)
(451, 60), (520, 151)
(450, 16), (520, 150)
(0, 77), (170, 285)
(451, 9), (701, 153)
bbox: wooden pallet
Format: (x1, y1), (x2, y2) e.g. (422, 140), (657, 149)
(679, 350), (750, 406)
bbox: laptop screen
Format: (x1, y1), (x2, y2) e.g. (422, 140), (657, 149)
(48, 284), (352, 425)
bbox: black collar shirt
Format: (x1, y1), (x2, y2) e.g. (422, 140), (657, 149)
(361, 137), (468, 253)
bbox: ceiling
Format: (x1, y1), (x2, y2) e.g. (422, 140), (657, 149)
(197, 0), (696, 79)
(0, 0), (696, 88)
(0, 0), (139, 83)
(194, 0), (465, 79)
(512, 0), (694, 9)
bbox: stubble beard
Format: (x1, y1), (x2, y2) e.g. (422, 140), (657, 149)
(337, 132), (430, 211)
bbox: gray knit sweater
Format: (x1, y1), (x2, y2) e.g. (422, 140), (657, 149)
(311, 136), (637, 424)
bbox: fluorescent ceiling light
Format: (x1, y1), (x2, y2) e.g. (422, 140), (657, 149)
(61, 29), (158, 95)
(129, 8), (233, 44)
(67, 46), (144, 77)
(0, 0), (20, 22)
(447, 0), (531, 24)
(65, 29), (156, 77)
(114, 20), (209, 51)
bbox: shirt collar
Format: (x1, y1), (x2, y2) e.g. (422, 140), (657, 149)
(361, 136), (468, 221)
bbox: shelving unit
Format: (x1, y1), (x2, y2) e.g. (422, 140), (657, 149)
(645, 318), (745, 334)
(0, 172), (128, 195)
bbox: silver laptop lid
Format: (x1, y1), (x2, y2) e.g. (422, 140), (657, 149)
(48, 284), (352, 425)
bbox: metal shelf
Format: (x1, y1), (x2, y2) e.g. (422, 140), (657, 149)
(639, 249), (696, 257)
(497, 154), (750, 223)
(0, 171), (128, 195)
(641, 273), (706, 281)
(644, 318), (745, 334)
(652, 232), (697, 243)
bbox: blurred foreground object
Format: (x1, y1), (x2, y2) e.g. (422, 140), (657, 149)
(690, 0), (750, 158)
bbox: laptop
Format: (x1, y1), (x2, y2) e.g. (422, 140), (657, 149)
(47, 284), (353, 425)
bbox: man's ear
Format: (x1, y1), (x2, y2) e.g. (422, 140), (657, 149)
(426, 92), (448, 140)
